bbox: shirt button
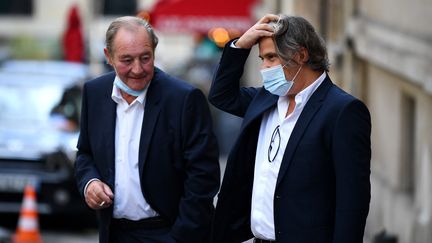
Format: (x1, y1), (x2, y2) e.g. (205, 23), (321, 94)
(275, 195), (281, 199)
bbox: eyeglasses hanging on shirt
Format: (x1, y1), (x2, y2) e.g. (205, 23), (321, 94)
(268, 125), (281, 162)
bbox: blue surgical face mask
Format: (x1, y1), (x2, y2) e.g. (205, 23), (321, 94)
(261, 64), (302, 96)
(113, 76), (146, 97)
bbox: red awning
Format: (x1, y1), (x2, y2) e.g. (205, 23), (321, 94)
(149, 0), (258, 33)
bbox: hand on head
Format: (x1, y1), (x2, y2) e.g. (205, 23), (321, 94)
(235, 14), (280, 49)
(85, 180), (114, 210)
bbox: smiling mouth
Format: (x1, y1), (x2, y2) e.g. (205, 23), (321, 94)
(129, 76), (145, 80)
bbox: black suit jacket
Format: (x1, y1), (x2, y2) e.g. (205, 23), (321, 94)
(74, 68), (220, 243)
(208, 42), (371, 243)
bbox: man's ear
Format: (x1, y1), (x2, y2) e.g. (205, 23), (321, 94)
(297, 47), (309, 65)
(103, 48), (112, 65)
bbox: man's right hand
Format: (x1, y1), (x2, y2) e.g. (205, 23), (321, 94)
(235, 14), (280, 49)
(85, 180), (114, 210)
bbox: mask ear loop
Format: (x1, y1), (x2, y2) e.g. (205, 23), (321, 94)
(281, 56), (303, 81)
(283, 50), (303, 68)
(291, 64), (303, 81)
(281, 57), (297, 69)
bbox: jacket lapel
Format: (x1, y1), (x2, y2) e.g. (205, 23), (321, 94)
(102, 85), (117, 187)
(138, 74), (161, 180)
(276, 77), (333, 186)
(241, 90), (278, 131)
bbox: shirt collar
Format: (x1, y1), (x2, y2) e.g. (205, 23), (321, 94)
(277, 71), (326, 118)
(295, 71), (326, 105)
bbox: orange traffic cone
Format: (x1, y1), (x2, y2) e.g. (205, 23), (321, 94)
(12, 184), (42, 243)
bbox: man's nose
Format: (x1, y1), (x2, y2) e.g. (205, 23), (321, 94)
(131, 60), (144, 74)
(261, 61), (272, 69)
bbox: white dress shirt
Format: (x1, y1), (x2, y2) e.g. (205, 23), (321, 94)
(111, 76), (158, 220)
(251, 72), (326, 240)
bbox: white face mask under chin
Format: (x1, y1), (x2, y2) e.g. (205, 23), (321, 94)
(261, 64), (302, 96)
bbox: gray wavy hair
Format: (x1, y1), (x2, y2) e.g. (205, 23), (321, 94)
(105, 16), (159, 56)
(269, 15), (329, 72)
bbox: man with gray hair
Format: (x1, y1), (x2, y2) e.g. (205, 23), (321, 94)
(209, 14), (371, 243)
(75, 16), (220, 243)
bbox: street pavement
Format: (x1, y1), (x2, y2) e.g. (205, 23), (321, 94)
(42, 230), (98, 243)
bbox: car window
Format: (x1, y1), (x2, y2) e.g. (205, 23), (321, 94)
(0, 83), (64, 127)
(50, 85), (82, 131)
(0, 61), (86, 132)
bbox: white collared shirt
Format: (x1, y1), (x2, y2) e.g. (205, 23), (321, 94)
(111, 76), (158, 220)
(251, 72), (326, 240)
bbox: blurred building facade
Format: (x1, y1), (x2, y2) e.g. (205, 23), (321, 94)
(255, 0), (432, 242)
(0, 0), (251, 156)
(0, 0), (159, 75)
(0, 0), (247, 76)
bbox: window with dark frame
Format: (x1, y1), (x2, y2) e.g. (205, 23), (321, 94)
(400, 93), (416, 197)
(103, 0), (137, 15)
(0, 0), (33, 15)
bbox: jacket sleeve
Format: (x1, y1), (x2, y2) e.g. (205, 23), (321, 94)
(74, 82), (101, 197)
(170, 88), (221, 243)
(332, 99), (371, 243)
(208, 40), (259, 118)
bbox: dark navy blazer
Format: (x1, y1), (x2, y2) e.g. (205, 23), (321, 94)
(209, 43), (371, 243)
(74, 68), (220, 243)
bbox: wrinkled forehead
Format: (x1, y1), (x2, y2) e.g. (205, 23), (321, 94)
(114, 26), (151, 44)
(111, 27), (153, 55)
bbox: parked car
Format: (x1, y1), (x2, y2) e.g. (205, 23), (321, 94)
(0, 60), (95, 226)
